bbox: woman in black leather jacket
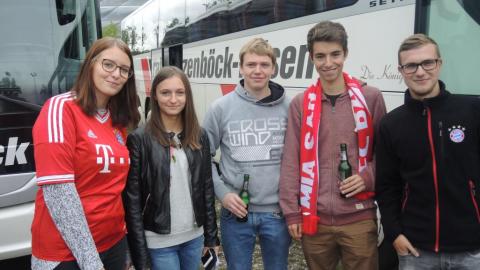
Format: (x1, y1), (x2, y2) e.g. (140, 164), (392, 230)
(123, 66), (219, 270)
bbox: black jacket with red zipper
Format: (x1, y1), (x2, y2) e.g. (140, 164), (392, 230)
(375, 81), (480, 253)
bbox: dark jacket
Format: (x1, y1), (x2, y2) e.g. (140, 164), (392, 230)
(376, 81), (480, 252)
(123, 127), (219, 270)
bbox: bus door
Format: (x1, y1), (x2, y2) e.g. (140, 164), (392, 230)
(164, 45), (183, 69)
(416, 0), (479, 96)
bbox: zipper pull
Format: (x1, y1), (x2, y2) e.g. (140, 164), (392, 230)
(439, 121), (443, 137)
(422, 102), (428, 116)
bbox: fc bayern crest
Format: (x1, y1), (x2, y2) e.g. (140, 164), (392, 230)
(113, 129), (125, 145)
(448, 125), (466, 143)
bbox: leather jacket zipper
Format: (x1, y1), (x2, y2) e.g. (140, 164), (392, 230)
(401, 183), (409, 212)
(142, 193), (151, 216)
(469, 180), (480, 223)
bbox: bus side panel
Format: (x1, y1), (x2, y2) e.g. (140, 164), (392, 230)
(183, 4), (415, 113)
(133, 52), (152, 123)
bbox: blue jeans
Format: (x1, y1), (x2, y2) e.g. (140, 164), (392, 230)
(220, 208), (291, 270)
(399, 248), (480, 270)
(148, 235), (204, 270)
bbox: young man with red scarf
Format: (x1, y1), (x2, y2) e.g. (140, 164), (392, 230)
(279, 21), (386, 270)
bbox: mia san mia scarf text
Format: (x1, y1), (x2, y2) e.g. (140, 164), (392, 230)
(300, 73), (374, 235)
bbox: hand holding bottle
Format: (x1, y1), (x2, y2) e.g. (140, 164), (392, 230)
(339, 174), (366, 198)
(236, 174), (250, 222)
(222, 193), (248, 218)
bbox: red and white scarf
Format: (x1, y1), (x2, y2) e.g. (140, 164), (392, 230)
(300, 73), (374, 235)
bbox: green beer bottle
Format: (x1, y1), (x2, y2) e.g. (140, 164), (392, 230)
(237, 174), (250, 222)
(339, 143), (352, 198)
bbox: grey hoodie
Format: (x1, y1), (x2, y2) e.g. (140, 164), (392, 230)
(203, 80), (290, 212)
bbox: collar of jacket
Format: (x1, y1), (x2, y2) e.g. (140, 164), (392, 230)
(163, 130), (185, 140)
(404, 80), (451, 112)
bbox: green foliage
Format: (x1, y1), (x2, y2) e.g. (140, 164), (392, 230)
(121, 25), (149, 55)
(121, 29), (130, 46)
(102, 22), (120, 38)
(122, 26), (138, 51)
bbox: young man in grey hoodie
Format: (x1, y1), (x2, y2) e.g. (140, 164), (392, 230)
(203, 37), (291, 270)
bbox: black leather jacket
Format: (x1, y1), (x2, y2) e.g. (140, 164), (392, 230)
(123, 127), (219, 270)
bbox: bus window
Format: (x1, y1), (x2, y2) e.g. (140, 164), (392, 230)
(169, 45), (183, 69)
(182, 0), (356, 44)
(159, 0), (187, 46)
(56, 0), (77, 25)
(425, 0), (480, 95)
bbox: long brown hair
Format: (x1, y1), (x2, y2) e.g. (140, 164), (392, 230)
(74, 37), (140, 129)
(146, 66), (201, 150)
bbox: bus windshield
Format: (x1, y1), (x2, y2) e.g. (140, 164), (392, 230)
(0, 0), (98, 112)
(0, 0), (99, 192)
(426, 0), (480, 95)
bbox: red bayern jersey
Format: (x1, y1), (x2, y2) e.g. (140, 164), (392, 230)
(31, 92), (129, 261)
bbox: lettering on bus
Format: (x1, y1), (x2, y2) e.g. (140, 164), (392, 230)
(360, 64), (403, 84)
(184, 48), (234, 79)
(370, 0), (405, 8)
(0, 137), (30, 166)
(182, 45), (316, 80)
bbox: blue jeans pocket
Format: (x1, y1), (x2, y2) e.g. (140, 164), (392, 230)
(221, 207), (234, 220)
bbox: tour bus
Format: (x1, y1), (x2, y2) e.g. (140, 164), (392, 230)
(128, 0), (479, 123)
(0, 0), (101, 259)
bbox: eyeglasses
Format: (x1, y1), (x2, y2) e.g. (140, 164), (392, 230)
(399, 59), (440, 74)
(100, 58), (133, 79)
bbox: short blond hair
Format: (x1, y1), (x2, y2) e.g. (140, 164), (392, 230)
(239, 38), (276, 66)
(398, 34), (441, 64)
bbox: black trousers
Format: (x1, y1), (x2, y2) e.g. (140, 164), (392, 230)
(379, 239), (399, 270)
(54, 237), (127, 270)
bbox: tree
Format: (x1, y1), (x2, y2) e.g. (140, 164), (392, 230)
(102, 22), (120, 38)
(140, 26), (147, 50)
(121, 28), (130, 45)
(167, 18), (179, 29)
(121, 26), (138, 51)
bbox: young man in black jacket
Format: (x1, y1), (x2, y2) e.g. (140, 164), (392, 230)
(376, 34), (480, 269)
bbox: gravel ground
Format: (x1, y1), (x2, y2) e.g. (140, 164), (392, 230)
(214, 237), (308, 270)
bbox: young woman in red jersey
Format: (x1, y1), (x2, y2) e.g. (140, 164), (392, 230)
(31, 37), (140, 270)
(123, 66), (219, 270)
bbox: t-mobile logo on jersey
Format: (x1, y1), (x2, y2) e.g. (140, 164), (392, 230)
(96, 144), (129, 173)
(95, 144), (128, 173)
(96, 144), (113, 173)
